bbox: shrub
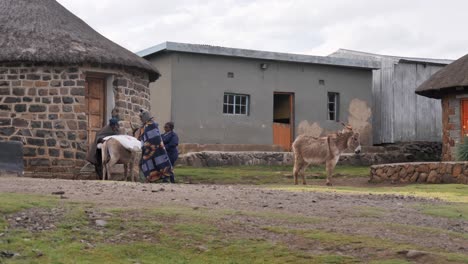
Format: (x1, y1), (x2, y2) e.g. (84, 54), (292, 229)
(455, 137), (468, 161)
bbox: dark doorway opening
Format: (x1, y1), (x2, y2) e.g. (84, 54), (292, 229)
(273, 93), (294, 151)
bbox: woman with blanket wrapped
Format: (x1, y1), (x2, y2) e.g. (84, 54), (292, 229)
(137, 110), (173, 183)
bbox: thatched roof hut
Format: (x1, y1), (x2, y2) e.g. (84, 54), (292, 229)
(415, 53), (468, 161)
(416, 54), (468, 99)
(0, 0), (159, 178)
(0, 0), (160, 81)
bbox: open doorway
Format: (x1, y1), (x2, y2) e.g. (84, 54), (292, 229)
(273, 92), (294, 151)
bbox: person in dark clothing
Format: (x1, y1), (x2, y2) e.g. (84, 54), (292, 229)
(162, 122), (179, 183)
(85, 118), (120, 179)
(162, 122), (179, 165)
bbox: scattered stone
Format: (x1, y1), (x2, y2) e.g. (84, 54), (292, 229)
(95, 220), (108, 227)
(0, 251), (15, 258)
(406, 250), (428, 259)
(32, 249), (43, 257)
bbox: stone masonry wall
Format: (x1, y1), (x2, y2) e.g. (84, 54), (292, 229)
(442, 94), (461, 161)
(0, 63), (150, 176)
(370, 162), (468, 184)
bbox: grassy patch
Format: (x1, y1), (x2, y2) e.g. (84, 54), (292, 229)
(419, 203), (468, 220)
(0, 193), (58, 230)
(0, 193), (58, 215)
(175, 165), (369, 185)
(0, 194), (339, 264)
(224, 209), (325, 224)
(381, 222), (468, 240)
(264, 226), (468, 264)
(273, 184), (468, 203)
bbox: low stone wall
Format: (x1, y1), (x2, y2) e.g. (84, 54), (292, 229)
(179, 144), (284, 154)
(177, 151), (422, 167)
(370, 162), (468, 184)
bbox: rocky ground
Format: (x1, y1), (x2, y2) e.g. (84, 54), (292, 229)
(0, 176), (467, 263)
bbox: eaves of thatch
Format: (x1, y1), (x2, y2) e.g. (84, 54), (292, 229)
(0, 0), (160, 81)
(416, 54), (468, 99)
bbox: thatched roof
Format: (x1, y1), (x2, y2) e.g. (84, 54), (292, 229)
(0, 0), (160, 81)
(416, 54), (468, 99)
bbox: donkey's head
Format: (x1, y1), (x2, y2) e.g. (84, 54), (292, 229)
(340, 123), (361, 154)
(347, 132), (361, 154)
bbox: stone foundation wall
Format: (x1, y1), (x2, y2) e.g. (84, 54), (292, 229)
(0, 63), (151, 174)
(370, 162), (468, 184)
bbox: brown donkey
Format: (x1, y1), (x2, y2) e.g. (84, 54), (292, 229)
(292, 125), (361, 186)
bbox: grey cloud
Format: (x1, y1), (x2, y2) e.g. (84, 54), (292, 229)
(57, 0), (468, 59)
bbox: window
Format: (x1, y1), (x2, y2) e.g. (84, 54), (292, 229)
(223, 93), (249, 115)
(327, 92), (339, 121)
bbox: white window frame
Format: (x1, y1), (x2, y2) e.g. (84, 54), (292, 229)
(223, 93), (249, 115)
(327, 92), (339, 121)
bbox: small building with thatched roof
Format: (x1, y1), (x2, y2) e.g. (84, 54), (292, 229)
(416, 54), (468, 161)
(0, 0), (159, 177)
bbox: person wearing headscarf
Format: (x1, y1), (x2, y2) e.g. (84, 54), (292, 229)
(136, 109), (173, 183)
(86, 117), (120, 179)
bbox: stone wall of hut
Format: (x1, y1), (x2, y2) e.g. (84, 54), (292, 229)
(0, 63), (151, 177)
(441, 94), (462, 161)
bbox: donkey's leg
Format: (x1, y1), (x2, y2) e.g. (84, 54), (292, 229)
(123, 163), (128, 182)
(301, 163), (310, 185)
(325, 157), (339, 186)
(293, 154), (305, 185)
(105, 155), (119, 181)
(101, 145), (108, 181)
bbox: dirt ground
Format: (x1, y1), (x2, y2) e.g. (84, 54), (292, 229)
(0, 176), (467, 263)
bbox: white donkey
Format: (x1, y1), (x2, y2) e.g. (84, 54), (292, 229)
(101, 135), (142, 182)
(292, 124), (361, 186)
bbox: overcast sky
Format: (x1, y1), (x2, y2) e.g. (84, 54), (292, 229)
(57, 0), (467, 60)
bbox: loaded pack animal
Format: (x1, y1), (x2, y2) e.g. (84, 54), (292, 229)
(292, 124), (361, 186)
(100, 127), (142, 182)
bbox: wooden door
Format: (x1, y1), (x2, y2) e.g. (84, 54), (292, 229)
(273, 93), (294, 151)
(273, 123), (292, 151)
(462, 100), (468, 137)
(85, 77), (106, 147)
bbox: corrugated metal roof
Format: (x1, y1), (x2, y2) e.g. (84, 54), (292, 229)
(330, 49), (453, 65)
(137, 42), (380, 70)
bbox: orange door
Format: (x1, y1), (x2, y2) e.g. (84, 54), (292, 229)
(273, 123), (292, 151)
(85, 77), (106, 147)
(462, 100), (468, 137)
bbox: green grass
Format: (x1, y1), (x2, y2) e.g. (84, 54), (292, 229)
(0, 193), (59, 230)
(1, 192), (467, 263)
(264, 226), (468, 264)
(0, 194), (350, 264)
(175, 165), (369, 185)
(273, 184), (468, 203)
(419, 203), (468, 220)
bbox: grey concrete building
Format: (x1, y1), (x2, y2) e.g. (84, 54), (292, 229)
(138, 42), (378, 151)
(330, 49), (452, 144)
